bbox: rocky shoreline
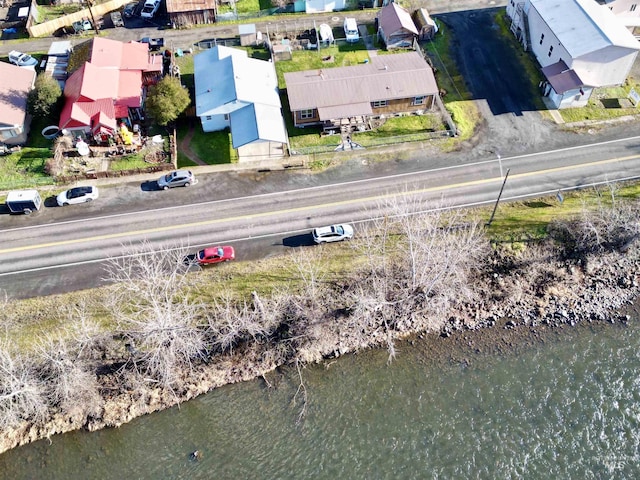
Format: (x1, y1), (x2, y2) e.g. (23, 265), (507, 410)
(1, 232), (638, 456)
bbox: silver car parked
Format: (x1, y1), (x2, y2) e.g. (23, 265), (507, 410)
(157, 170), (197, 190)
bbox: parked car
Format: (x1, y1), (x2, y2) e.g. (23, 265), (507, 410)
(312, 224), (354, 243)
(157, 170), (197, 190)
(110, 11), (124, 27)
(72, 18), (93, 33)
(56, 186), (99, 206)
(123, 2), (139, 17)
(343, 18), (359, 43)
(8, 50), (38, 68)
(139, 37), (164, 51)
(140, 0), (161, 18)
(196, 246), (235, 265)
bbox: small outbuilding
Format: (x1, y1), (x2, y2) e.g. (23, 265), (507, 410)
(377, 2), (419, 50)
(412, 8), (438, 41)
(166, 0), (217, 28)
(239, 24), (257, 46)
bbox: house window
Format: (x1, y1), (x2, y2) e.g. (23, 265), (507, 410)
(205, 116), (212, 120)
(548, 45), (553, 57)
(539, 33), (544, 45)
(224, 113), (229, 121)
(300, 109), (314, 119)
(413, 96), (426, 106)
(631, 4), (637, 11)
(372, 100), (388, 108)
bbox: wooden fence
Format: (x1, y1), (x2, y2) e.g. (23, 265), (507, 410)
(28, 0), (129, 37)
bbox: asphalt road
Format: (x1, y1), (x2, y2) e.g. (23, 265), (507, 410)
(1, 135), (639, 299)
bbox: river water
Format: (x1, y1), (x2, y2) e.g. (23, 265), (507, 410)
(2, 318), (640, 479)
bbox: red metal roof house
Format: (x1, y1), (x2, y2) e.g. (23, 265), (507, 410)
(59, 37), (161, 138)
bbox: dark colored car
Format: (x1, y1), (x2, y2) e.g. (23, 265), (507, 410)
(196, 246), (235, 265)
(123, 2), (139, 17)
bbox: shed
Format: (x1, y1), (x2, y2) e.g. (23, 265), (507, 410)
(239, 24), (257, 46)
(166, 0), (217, 27)
(377, 2), (419, 50)
(272, 43), (292, 61)
(412, 8), (438, 41)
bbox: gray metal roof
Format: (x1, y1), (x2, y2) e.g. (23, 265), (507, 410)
(285, 52), (437, 114)
(531, 0), (640, 58)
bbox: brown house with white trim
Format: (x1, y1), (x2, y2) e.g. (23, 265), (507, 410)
(284, 51), (438, 132)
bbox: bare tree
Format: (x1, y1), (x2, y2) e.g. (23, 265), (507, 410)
(0, 291), (16, 338)
(346, 196), (488, 355)
(34, 333), (101, 418)
(285, 247), (332, 324)
(104, 243), (207, 388)
(0, 343), (48, 430)
(207, 289), (287, 354)
(549, 187), (640, 256)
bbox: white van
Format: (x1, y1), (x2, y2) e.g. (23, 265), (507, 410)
(344, 18), (359, 43)
(6, 190), (42, 215)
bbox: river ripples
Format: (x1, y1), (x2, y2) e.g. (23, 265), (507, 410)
(1, 321), (640, 479)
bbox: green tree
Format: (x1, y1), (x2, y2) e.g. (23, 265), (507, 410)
(26, 73), (62, 118)
(145, 76), (191, 126)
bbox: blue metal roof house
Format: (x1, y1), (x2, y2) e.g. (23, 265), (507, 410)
(194, 46), (289, 160)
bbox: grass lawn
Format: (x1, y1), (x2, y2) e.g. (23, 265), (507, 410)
(559, 83), (640, 123)
(485, 182), (640, 241)
(108, 153), (152, 171)
(176, 123), (238, 164)
(0, 117), (55, 190)
(274, 45), (371, 89)
(420, 23), (479, 143)
(35, 3), (83, 23)
(217, 0), (261, 15)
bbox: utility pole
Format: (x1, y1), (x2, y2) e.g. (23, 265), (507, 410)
(486, 168), (510, 227)
(86, 0), (99, 35)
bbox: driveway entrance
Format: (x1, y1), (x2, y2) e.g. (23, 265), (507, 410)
(438, 8), (559, 157)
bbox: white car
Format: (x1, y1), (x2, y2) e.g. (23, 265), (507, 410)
(57, 186), (99, 206)
(312, 224), (354, 243)
(140, 0), (161, 18)
(8, 50), (38, 68)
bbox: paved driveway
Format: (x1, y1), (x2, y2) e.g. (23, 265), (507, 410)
(437, 8), (563, 158)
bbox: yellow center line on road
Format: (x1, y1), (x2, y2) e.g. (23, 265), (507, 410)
(0, 154), (637, 255)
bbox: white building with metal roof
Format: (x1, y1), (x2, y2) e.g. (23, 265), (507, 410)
(194, 45), (288, 160)
(507, 0), (640, 108)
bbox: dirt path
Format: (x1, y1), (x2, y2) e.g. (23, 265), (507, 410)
(177, 122), (207, 166)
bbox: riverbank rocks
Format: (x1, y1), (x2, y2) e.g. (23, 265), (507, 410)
(2, 234), (640, 456)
